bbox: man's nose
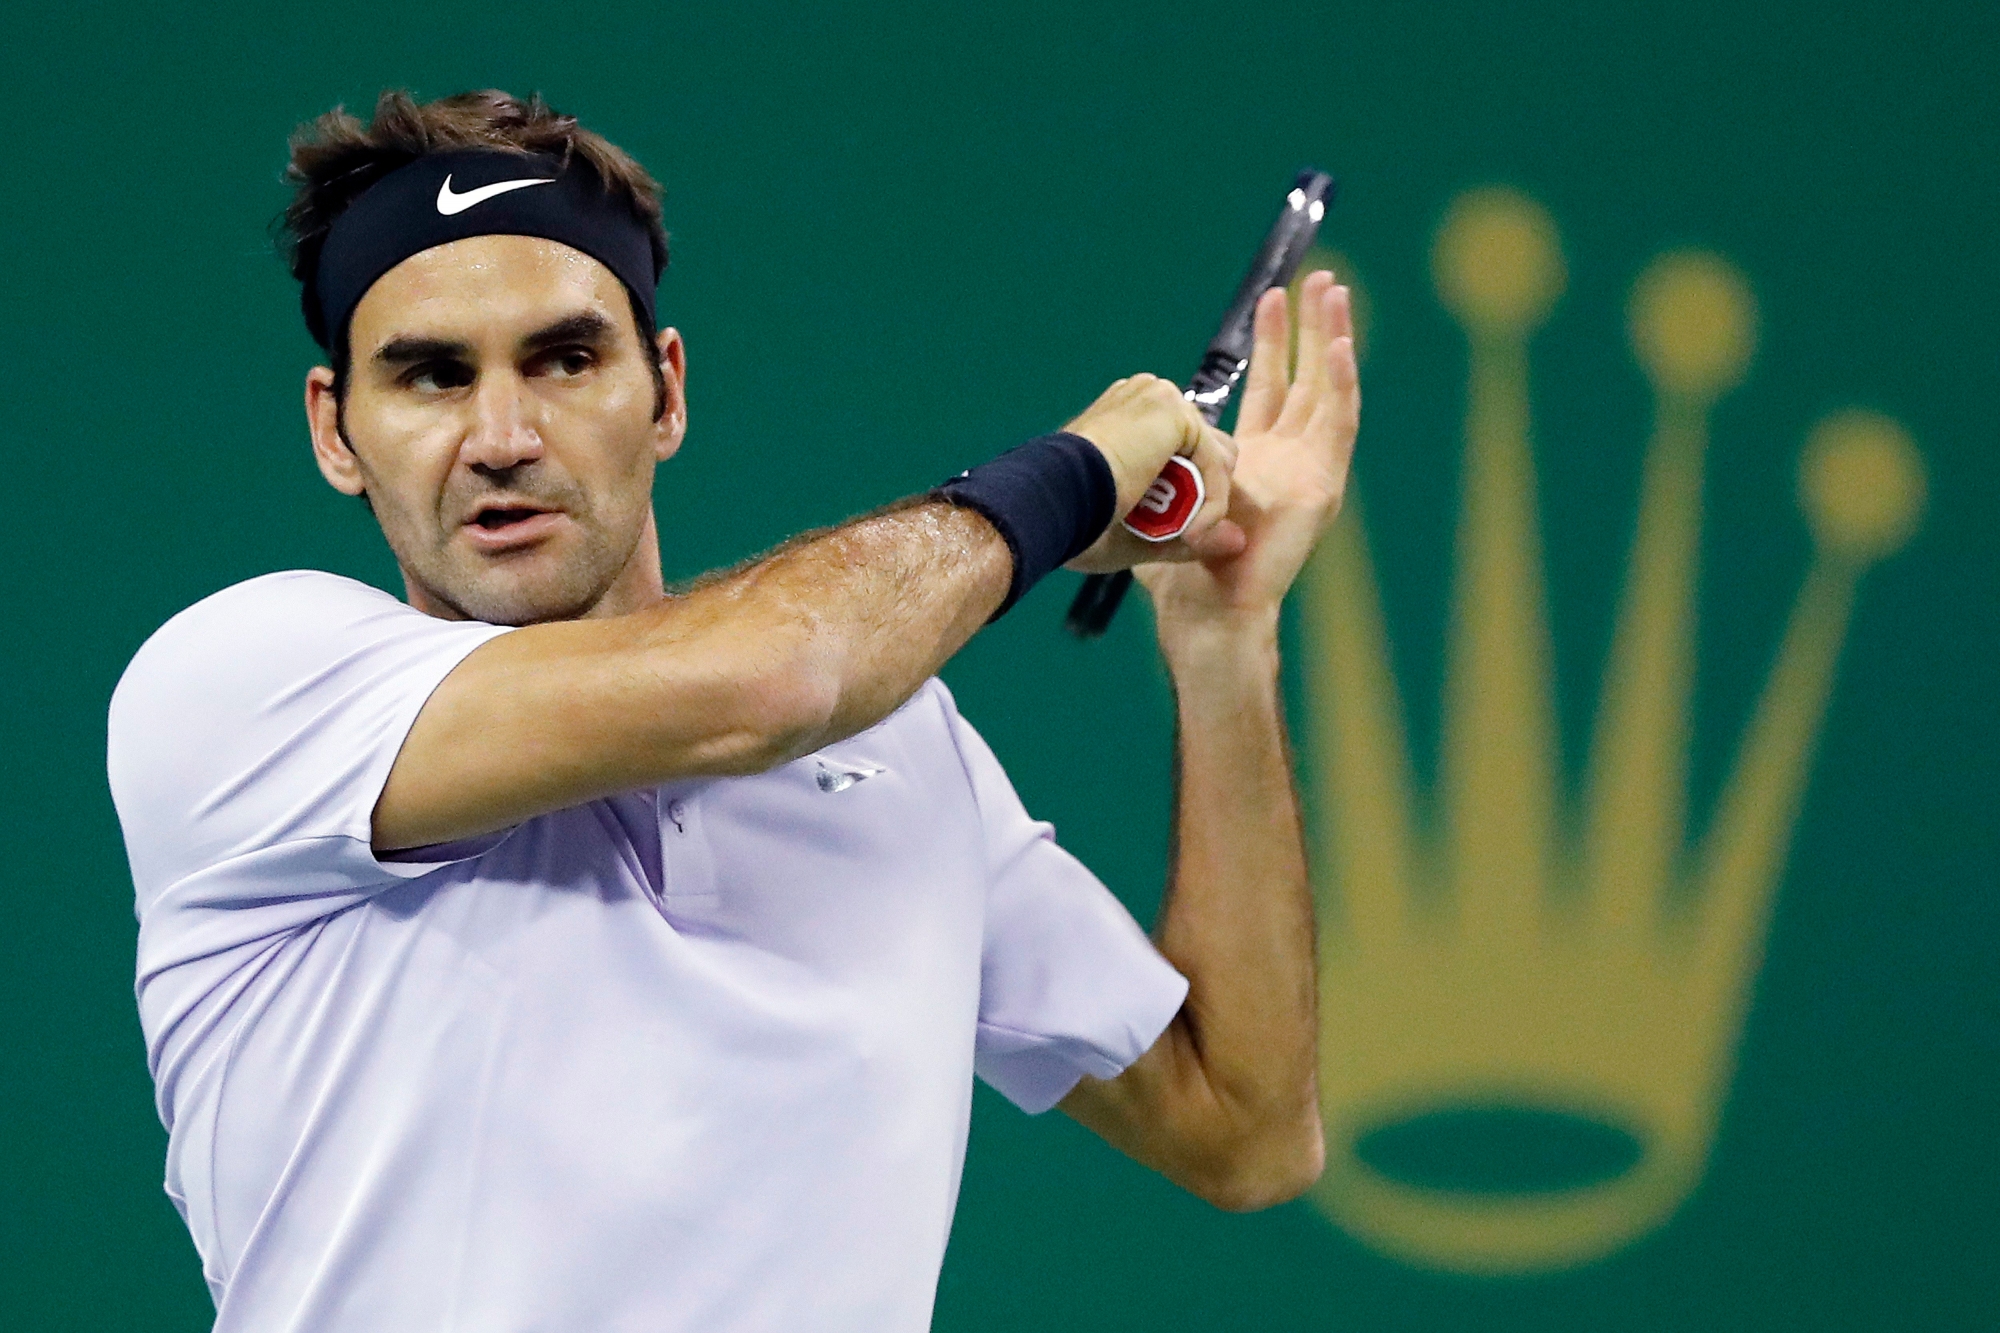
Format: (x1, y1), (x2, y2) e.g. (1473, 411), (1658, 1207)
(462, 370), (545, 472)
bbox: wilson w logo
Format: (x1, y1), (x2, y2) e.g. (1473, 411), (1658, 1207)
(1138, 478), (1178, 514)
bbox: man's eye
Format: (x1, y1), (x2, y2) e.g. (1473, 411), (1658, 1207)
(407, 362), (474, 393)
(536, 348), (596, 379)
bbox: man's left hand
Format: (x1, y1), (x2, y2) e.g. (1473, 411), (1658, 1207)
(1135, 269), (1360, 633)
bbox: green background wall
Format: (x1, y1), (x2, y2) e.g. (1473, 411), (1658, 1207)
(2, 1), (1994, 1328)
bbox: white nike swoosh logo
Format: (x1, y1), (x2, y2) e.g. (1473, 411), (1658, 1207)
(815, 760), (887, 794)
(435, 174), (556, 216)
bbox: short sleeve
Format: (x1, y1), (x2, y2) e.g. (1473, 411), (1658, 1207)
(938, 687), (1189, 1115)
(109, 571), (514, 976)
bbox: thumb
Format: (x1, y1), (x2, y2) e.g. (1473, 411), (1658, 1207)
(1181, 517), (1247, 561)
(1172, 426), (1235, 551)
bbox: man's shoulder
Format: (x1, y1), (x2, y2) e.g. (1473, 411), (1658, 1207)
(106, 570), (506, 893)
(147, 569), (398, 646)
(117, 571), (397, 687)
(107, 571), (421, 755)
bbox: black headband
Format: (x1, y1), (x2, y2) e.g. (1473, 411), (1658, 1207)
(308, 148), (662, 354)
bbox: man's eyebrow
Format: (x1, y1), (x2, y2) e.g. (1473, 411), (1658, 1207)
(373, 335), (472, 367)
(368, 312), (614, 368)
(521, 311), (616, 353)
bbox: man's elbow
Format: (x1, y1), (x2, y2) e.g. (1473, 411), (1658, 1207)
(1185, 1108), (1327, 1213)
(681, 632), (840, 776)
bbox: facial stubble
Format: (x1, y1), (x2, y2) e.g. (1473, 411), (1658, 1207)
(366, 456), (657, 626)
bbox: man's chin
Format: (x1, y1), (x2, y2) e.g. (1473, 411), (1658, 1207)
(411, 560), (611, 626)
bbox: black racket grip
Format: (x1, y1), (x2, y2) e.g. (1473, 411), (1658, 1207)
(1065, 569), (1132, 637)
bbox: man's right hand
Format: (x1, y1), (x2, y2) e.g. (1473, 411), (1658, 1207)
(1061, 374), (1247, 573)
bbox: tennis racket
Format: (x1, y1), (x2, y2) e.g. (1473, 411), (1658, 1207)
(1064, 169), (1337, 638)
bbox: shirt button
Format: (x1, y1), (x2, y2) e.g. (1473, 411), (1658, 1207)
(665, 798), (688, 832)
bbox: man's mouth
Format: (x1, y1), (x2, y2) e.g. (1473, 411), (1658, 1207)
(463, 502), (565, 551)
(474, 507), (546, 530)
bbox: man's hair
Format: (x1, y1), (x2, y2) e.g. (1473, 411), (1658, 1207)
(279, 89), (670, 419)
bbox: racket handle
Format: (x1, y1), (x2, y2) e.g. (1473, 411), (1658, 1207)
(1064, 453), (1204, 637)
(1065, 570), (1132, 638)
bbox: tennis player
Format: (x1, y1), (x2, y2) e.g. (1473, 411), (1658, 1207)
(107, 89), (1360, 1332)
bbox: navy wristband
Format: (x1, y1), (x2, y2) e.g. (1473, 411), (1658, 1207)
(933, 432), (1117, 618)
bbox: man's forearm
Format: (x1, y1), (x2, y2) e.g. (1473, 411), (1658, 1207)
(1061, 614), (1322, 1210)
(676, 500), (1013, 755)
(1153, 614), (1322, 1181)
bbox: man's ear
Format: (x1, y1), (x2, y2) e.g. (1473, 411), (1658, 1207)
(654, 327), (688, 463)
(306, 367), (366, 496)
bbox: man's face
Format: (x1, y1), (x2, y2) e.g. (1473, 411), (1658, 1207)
(308, 235), (685, 625)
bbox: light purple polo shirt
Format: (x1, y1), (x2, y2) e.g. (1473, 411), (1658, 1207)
(107, 571), (1187, 1333)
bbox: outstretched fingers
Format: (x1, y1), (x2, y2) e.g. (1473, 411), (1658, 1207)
(1304, 312), (1368, 492)
(1236, 286), (1292, 436)
(1328, 279), (1355, 343)
(1309, 288), (1361, 452)
(1276, 271), (1339, 435)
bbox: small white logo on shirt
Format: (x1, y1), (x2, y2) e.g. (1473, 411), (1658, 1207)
(815, 761), (885, 794)
(435, 174), (555, 215)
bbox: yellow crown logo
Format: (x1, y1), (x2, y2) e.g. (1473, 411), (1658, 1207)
(1300, 187), (1924, 1273)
